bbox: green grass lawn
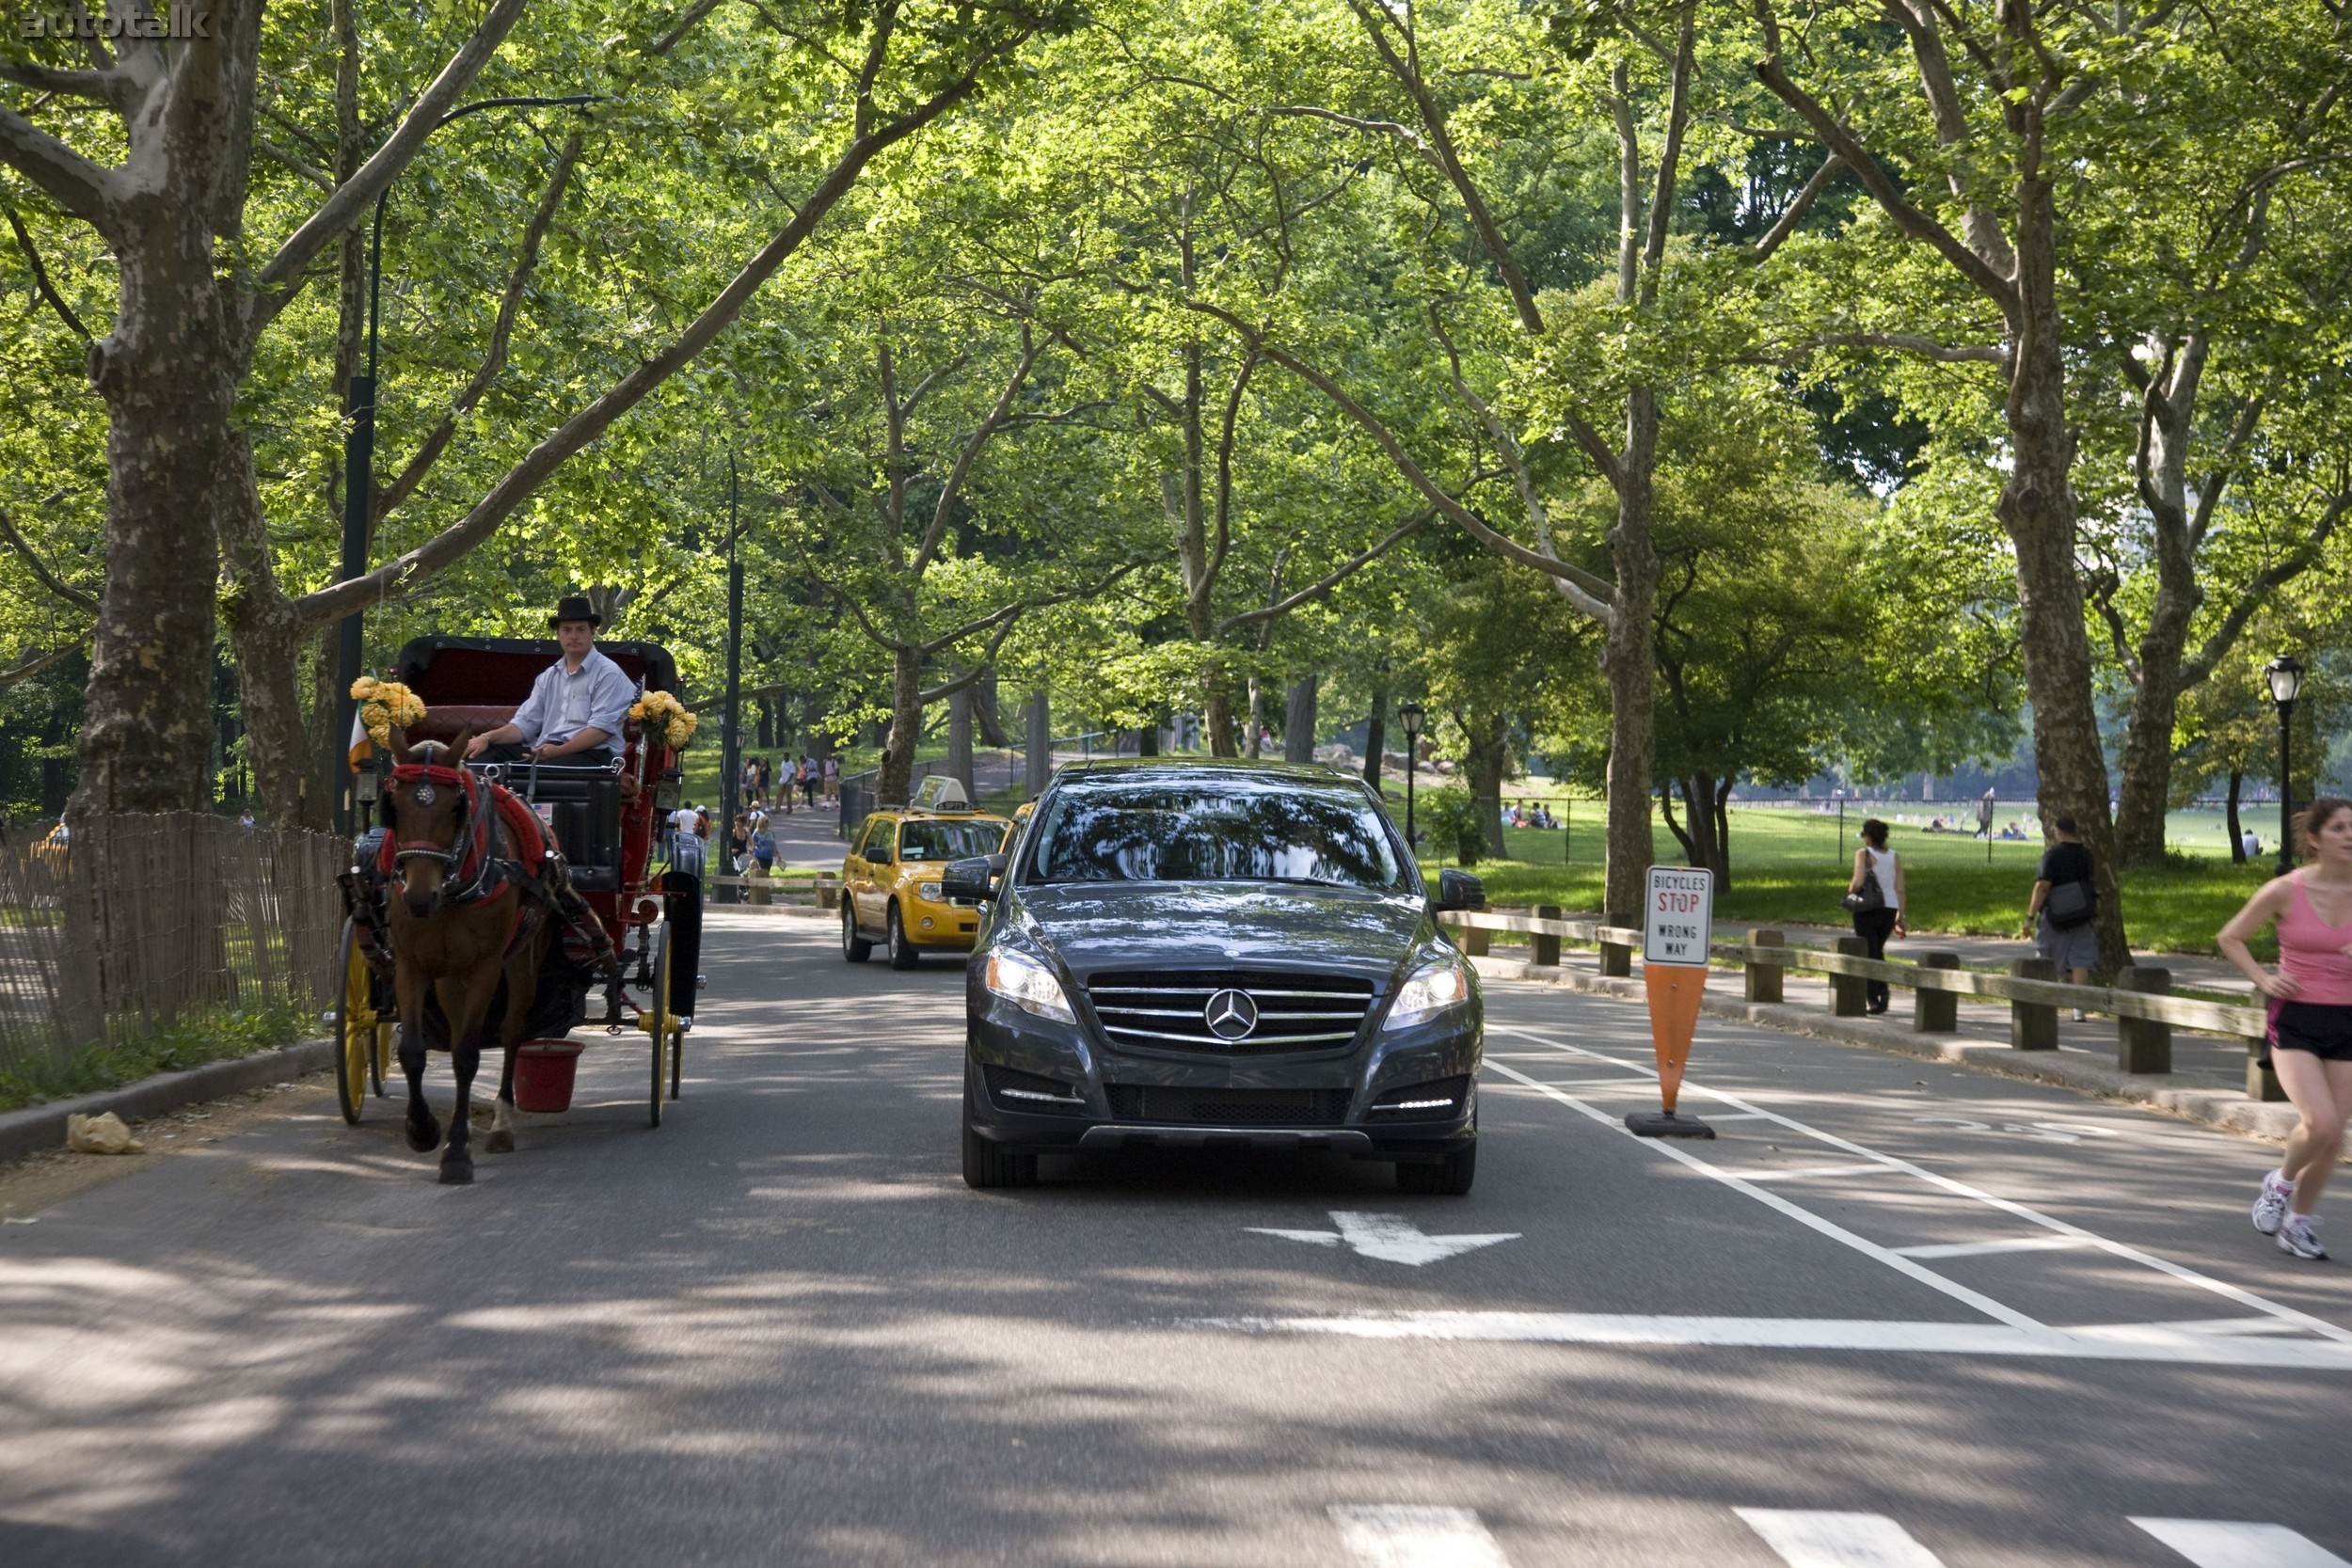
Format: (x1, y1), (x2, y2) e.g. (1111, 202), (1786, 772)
(1412, 801), (2274, 958)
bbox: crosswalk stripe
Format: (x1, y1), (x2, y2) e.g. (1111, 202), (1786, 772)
(1328, 1504), (1513, 1568)
(1734, 1508), (1947, 1567)
(1892, 1236), (2097, 1259)
(2133, 1518), (2352, 1567)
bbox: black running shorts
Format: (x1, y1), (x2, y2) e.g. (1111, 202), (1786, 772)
(2265, 1000), (2352, 1067)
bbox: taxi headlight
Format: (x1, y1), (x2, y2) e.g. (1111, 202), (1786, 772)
(918, 881), (944, 902)
(984, 946), (1075, 1025)
(1384, 951), (1471, 1030)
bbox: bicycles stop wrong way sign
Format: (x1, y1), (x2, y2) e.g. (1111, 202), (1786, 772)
(1632, 865), (1715, 1138)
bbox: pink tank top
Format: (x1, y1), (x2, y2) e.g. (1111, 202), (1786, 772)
(2277, 871), (2352, 1006)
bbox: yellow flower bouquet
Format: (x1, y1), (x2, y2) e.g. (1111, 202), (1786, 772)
(349, 677), (426, 747)
(629, 689), (697, 750)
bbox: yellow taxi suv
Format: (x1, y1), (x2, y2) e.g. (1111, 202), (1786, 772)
(842, 776), (1015, 969)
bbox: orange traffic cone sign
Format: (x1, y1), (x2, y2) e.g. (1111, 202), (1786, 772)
(1628, 865), (1716, 1139)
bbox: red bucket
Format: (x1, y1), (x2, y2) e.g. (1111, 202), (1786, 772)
(514, 1038), (584, 1114)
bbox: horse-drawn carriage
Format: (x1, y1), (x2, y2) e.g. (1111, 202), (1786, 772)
(330, 636), (702, 1169)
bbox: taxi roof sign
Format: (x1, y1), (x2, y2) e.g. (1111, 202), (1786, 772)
(910, 774), (977, 813)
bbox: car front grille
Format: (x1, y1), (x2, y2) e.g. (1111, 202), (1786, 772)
(1084, 970), (1375, 1054)
(1103, 1084), (1352, 1127)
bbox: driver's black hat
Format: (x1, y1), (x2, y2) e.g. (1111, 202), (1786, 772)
(549, 594), (602, 628)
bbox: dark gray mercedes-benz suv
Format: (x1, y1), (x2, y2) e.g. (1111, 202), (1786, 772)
(944, 759), (1486, 1193)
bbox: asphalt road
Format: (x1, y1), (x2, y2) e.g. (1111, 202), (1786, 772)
(4, 909), (2349, 1567)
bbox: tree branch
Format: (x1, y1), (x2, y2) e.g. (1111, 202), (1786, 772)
(0, 497), (97, 613)
(913, 325), (1039, 577)
(1216, 509), (1434, 633)
(3, 202), (90, 339)
(249, 0), (533, 336)
(370, 131), (583, 532)
(0, 641), (77, 690)
(2184, 488), (2351, 686)
(1751, 152), (1841, 262)
(0, 104), (115, 228)
(291, 23), (1035, 632)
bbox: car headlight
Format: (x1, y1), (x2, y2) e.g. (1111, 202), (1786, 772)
(1384, 951), (1471, 1030)
(918, 881), (944, 902)
(984, 946), (1075, 1024)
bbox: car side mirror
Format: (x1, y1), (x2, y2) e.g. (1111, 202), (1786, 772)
(1433, 867), (1486, 913)
(942, 854), (1005, 903)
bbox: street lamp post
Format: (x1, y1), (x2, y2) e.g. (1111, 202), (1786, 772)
(330, 94), (601, 834)
(1398, 702), (1423, 855)
(2267, 654), (2305, 876)
(720, 452), (743, 905)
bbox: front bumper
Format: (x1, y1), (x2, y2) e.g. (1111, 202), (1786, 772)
(963, 988), (1481, 1163)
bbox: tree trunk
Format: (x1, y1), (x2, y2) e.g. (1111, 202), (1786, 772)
(1203, 684), (1239, 758)
(1025, 688), (1052, 799)
(1362, 685), (1387, 788)
(2002, 195), (2127, 976)
(2228, 771), (2246, 863)
(220, 434), (331, 830)
(1136, 723), (1159, 756)
(947, 686), (975, 796)
(1245, 676), (1264, 758)
(1602, 389), (1661, 926)
(1659, 784), (1691, 861)
(1282, 673), (1317, 764)
(1712, 776), (1734, 891)
(1464, 709), (1509, 860)
(975, 670), (1009, 749)
(2113, 350), (2207, 870)
(73, 226), (239, 814)
(878, 645), (923, 806)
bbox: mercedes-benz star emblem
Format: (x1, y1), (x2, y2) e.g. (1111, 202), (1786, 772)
(1203, 988), (1258, 1041)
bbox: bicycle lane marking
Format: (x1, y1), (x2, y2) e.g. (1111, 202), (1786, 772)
(1486, 1022), (2352, 1344)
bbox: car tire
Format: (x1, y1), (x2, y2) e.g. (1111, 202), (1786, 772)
(887, 902), (919, 971)
(841, 903), (873, 963)
(961, 1080), (1036, 1189)
(1396, 1140), (1476, 1196)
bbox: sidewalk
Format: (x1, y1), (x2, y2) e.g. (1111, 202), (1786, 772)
(1718, 918), (2251, 996)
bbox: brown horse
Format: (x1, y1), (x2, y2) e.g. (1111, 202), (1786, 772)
(380, 727), (552, 1183)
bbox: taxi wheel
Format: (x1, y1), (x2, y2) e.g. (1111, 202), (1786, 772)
(886, 902), (919, 971)
(841, 903), (873, 963)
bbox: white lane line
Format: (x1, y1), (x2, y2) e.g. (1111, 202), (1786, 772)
(1726, 1161), (1900, 1183)
(2133, 1518), (2352, 1567)
(1329, 1504), (1513, 1568)
(1484, 1061), (2044, 1330)
(1735, 1508), (1947, 1568)
(1197, 1312), (2352, 1370)
(1487, 1023), (2352, 1344)
(1892, 1236), (2097, 1259)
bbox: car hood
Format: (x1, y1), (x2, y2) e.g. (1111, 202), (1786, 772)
(1012, 881), (1432, 982)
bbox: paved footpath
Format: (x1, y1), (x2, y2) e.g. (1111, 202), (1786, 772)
(3, 912), (2347, 1566)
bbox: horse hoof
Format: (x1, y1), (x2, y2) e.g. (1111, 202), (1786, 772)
(438, 1160), (474, 1186)
(405, 1117), (442, 1154)
(485, 1129), (515, 1154)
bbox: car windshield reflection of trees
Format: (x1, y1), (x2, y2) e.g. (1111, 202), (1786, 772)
(1031, 787), (1403, 890)
(899, 821), (1006, 862)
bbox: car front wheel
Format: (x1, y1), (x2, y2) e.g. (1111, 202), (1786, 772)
(1396, 1124), (1476, 1195)
(841, 903), (873, 963)
(886, 902), (919, 970)
(961, 1079), (1037, 1189)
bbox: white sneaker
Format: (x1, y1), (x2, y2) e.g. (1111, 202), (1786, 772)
(2278, 1214), (2328, 1260)
(2072, 1008), (2087, 1022)
(2252, 1172), (2292, 1235)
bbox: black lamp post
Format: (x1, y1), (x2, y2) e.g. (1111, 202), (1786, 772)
(331, 94), (602, 833)
(1398, 702), (1423, 853)
(2267, 653), (2306, 876)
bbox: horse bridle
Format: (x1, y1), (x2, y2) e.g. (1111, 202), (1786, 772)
(389, 761), (494, 910)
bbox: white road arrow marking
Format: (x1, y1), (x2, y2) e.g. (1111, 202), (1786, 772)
(1247, 1212), (1520, 1267)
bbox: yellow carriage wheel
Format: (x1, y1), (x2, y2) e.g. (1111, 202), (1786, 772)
(331, 919), (373, 1126)
(644, 920), (673, 1129)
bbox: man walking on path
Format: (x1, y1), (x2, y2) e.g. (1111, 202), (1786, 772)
(2026, 816), (2100, 1011)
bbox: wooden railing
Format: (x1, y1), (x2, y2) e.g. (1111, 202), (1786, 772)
(705, 874), (841, 909)
(1438, 907), (2281, 1103)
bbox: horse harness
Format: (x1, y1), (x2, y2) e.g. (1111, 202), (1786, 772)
(378, 761), (620, 981)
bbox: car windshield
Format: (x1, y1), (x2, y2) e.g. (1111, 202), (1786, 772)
(1027, 780), (1406, 891)
(899, 819), (1007, 862)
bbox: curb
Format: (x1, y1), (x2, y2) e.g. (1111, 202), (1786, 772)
(0, 1037), (334, 1165)
(1470, 958), (2313, 1148)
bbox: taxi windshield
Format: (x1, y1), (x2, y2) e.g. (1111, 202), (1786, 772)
(898, 818), (1007, 863)
(1027, 780), (1406, 891)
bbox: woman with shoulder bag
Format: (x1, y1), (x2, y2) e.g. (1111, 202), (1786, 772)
(1845, 818), (1906, 1015)
(2217, 798), (2352, 1261)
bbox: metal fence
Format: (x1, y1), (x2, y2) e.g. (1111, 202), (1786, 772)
(0, 814), (345, 1079)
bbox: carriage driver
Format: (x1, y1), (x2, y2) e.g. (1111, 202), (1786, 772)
(465, 595), (635, 766)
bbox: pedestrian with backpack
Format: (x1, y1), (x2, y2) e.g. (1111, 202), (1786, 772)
(2217, 797), (2352, 1261)
(1844, 818), (1905, 1015)
(2025, 815), (2098, 1012)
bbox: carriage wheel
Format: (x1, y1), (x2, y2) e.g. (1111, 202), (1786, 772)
(645, 919), (674, 1129)
(331, 919), (374, 1126)
(371, 1021), (394, 1097)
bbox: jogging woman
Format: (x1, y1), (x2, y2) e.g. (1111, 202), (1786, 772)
(2217, 797), (2352, 1260)
(1846, 818), (1906, 1015)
